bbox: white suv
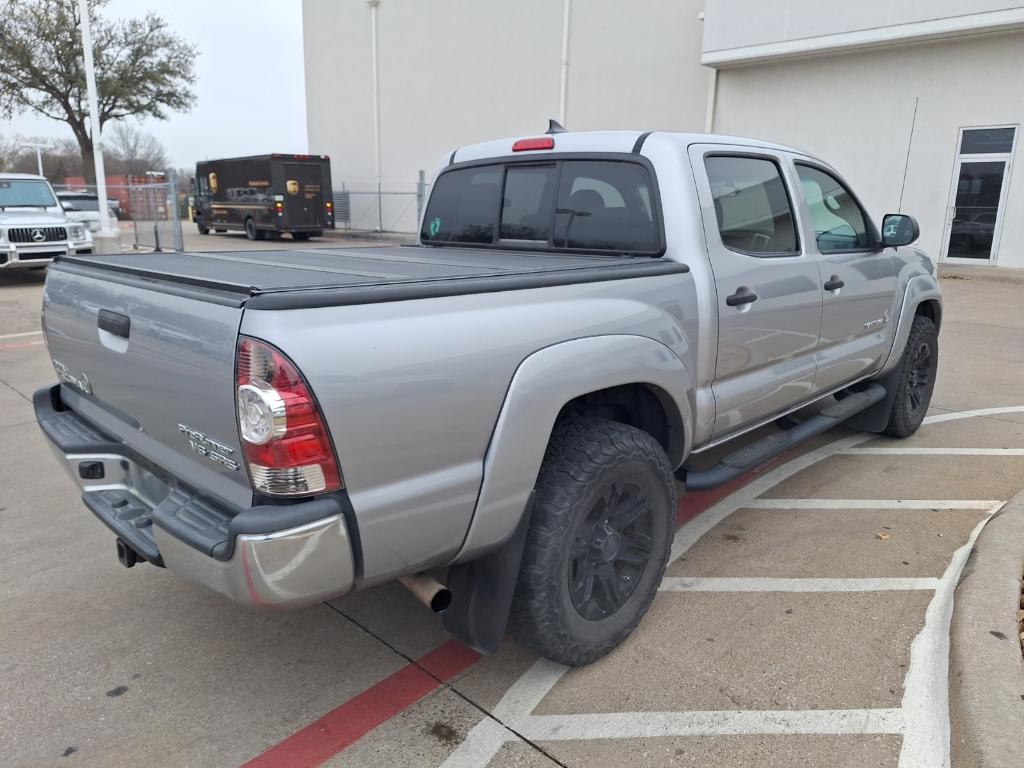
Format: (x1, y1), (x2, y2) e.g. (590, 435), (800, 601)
(0, 173), (94, 271)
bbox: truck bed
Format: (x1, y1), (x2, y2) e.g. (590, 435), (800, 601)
(54, 245), (688, 309)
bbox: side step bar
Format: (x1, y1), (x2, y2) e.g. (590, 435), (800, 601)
(679, 384), (887, 492)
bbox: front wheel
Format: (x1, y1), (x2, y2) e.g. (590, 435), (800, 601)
(511, 417), (676, 666)
(882, 315), (939, 438)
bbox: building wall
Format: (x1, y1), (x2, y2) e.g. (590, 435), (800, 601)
(302, 0), (709, 231)
(703, 0), (1024, 63)
(712, 32), (1024, 267)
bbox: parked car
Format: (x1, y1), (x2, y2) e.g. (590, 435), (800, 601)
(0, 173), (93, 271)
(191, 154), (334, 240)
(35, 129), (940, 665)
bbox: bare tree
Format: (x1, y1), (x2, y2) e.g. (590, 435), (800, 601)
(0, 0), (196, 183)
(0, 134), (83, 178)
(105, 122), (168, 176)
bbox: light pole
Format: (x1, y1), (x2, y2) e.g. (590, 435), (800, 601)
(21, 142), (45, 176)
(367, 0), (382, 231)
(78, 0), (119, 250)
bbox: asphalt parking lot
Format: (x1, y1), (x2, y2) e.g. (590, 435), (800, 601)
(3, 263), (1024, 768)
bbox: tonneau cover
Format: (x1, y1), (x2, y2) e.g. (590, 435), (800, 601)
(55, 245), (688, 309)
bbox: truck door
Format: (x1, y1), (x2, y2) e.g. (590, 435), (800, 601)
(789, 161), (897, 393)
(283, 163), (324, 228)
(689, 146), (824, 440)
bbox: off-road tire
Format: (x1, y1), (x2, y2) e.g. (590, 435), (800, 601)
(510, 417), (676, 666)
(882, 315), (938, 438)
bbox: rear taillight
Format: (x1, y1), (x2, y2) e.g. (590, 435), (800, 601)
(236, 337), (342, 496)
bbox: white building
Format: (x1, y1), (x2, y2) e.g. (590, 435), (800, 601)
(303, 0), (1023, 268)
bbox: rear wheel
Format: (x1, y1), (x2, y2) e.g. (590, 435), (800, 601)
(882, 315), (939, 438)
(511, 417), (676, 666)
(244, 218), (263, 241)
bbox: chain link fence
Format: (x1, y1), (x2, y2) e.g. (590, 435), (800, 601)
(332, 171), (428, 235)
(54, 171), (184, 252)
(126, 173), (184, 252)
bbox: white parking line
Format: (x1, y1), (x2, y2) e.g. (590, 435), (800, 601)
(438, 719), (509, 768)
(439, 659), (568, 768)
(659, 577), (940, 593)
(743, 498), (1002, 510)
(434, 407), (1024, 768)
(492, 659), (569, 720)
(841, 447), (1024, 456)
(668, 433), (875, 565)
(510, 708), (905, 741)
(0, 330), (42, 340)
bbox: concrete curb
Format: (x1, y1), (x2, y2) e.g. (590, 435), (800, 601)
(949, 489), (1024, 767)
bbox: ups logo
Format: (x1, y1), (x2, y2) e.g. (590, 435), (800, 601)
(286, 179), (299, 195)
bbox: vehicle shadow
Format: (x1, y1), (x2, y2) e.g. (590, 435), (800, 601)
(0, 269), (47, 287)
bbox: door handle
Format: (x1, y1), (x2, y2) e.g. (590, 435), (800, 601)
(823, 278), (845, 292)
(97, 309), (130, 339)
(725, 291), (758, 307)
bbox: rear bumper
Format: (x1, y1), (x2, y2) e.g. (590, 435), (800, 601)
(34, 384), (356, 609)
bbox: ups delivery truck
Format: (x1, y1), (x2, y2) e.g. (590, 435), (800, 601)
(192, 154), (334, 241)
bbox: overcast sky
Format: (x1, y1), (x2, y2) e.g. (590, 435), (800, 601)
(1, 0), (308, 168)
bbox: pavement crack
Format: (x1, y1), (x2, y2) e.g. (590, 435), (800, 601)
(323, 601), (569, 767)
(0, 374), (31, 404)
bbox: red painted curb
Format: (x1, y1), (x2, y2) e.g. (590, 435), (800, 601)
(0, 340), (44, 352)
(242, 640), (480, 768)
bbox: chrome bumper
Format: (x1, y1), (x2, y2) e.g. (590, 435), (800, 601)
(1, 242), (92, 269)
(154, 515), (354, 608)
(37, 386), (355, 609)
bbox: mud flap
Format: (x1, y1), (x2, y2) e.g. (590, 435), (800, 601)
(845, 366), (902, 433)
(442, 493), (535, 655)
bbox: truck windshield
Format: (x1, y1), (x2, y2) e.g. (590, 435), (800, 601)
(0, 179), (57, 209)
(421, 159), (662, 255)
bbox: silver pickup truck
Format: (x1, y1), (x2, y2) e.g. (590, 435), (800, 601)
(35, 130), (940, 665)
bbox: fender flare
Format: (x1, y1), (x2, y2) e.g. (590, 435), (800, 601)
(454, 334), (694, 563)
(878, 273), (942, 377)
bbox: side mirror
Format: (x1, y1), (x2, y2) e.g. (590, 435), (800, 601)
(881, 213), (919, 248)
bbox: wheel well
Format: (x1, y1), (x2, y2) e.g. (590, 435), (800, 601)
(915, 299), (941, 330)
(556, 383), (684, 465)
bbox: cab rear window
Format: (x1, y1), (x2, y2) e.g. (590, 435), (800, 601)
(421, 158), (662, 255)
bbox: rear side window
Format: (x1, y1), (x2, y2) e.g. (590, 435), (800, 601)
(422, 158), (661, 254)
(704, 156), (798, 256)
(421, 166), (501, 244)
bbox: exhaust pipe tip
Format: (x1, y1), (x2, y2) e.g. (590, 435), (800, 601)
(429, 587), (452, 613)
(399, 573), (452, 614)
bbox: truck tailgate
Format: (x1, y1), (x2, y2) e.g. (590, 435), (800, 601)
(42, 260), (252, 509)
